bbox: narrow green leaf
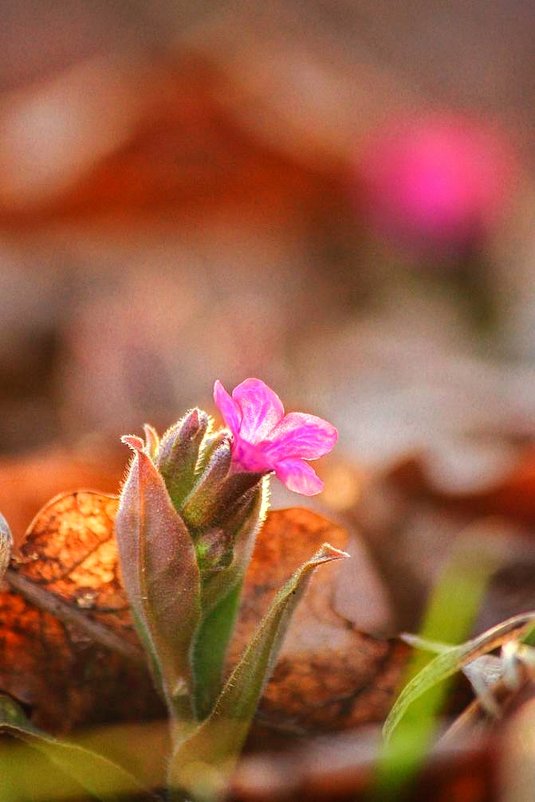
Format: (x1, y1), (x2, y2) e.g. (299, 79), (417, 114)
(381, 529), (504, 757)
(0, 695), (152, 801)
(400, 633), (452, 654)
(192, 581), (242, 720)
(383, 611), (535, 742)
(376, 533), (507, 800)
(192, 481), (268, 720)
(520, 620), (535, 646)
(168, 543), (348, 799)
(116, 442), (201, 717)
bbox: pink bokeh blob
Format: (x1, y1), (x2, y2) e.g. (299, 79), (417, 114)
(357, 114), (518, 250)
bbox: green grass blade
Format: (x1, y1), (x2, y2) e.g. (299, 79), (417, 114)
(0, 695), (153, 801)
(376, 531), (508, 799)
(383, 611), (535, 742)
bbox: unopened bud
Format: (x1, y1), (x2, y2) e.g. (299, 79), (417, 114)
(213, 471), (265, 526)
(181, 439), (232, 529)
(157, 409), (210, 509)
(218, 480), (265, 537)
(196, 430), (229, 474)
(198, 479), (268, 615)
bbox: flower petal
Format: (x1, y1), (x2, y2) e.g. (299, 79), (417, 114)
(265, 412), (338, 460)
(232, 378), (284, 443)
(274, 458), (324, 496)
(214, 380), (242, 436)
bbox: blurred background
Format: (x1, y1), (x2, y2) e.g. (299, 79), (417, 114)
(1, 0), (535, 517)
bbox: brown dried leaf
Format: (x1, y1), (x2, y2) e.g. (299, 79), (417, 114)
(230, 728), (497, 802)
(388, 447), (535, 528)
(355, 449), (535, 635)
(19, 492), (126, 623)
(0, 491), (163, 733)
(0, 445), (125, 544)
(231, 508), (407, 735)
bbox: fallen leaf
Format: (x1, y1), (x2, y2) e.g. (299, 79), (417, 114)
(354, 453), (535, 635)
(388, 447), (535, 528)
(0, 491), (163, 733)
(231, 508), (408, 734)
(229, 728), (498, 802)
(0, 444), (124, 544)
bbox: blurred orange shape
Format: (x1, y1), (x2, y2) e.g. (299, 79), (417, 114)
(0, 54), (143, 210)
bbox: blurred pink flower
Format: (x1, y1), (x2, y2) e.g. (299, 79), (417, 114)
(213, 378), (337, 495)
(358, 114), (517, 249)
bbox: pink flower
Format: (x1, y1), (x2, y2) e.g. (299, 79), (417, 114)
(213, 378), (337, 496)
(357, 114), (517, 249)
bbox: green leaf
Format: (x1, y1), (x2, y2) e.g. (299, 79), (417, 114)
(167, 543), (348, 800)
(376, 530), (508, 799)
(192, 581), (242, 720)
(192, 481), (268, 720)
(116, 441), (201, 719)
(0, 695), (153, 801)
(383, 611), (535, 742)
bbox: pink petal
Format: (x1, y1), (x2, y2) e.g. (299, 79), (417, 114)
(213, 380), (242, 436)
(274, 458), (324, 496)
(232, 378), (284, 443)
(265, 412), (338, 460)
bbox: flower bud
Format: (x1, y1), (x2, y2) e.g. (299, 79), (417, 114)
(181, 438), (232, 529)
(157, 408), (210, 509)
(196, 430), (229, 473)
(212, 471), (265, 526)
(200, 480), (268, 615)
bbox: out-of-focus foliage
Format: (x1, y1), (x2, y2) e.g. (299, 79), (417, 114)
(0, 1), (533, 457)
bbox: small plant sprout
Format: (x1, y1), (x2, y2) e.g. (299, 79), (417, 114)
(114, 378), (343, 800)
